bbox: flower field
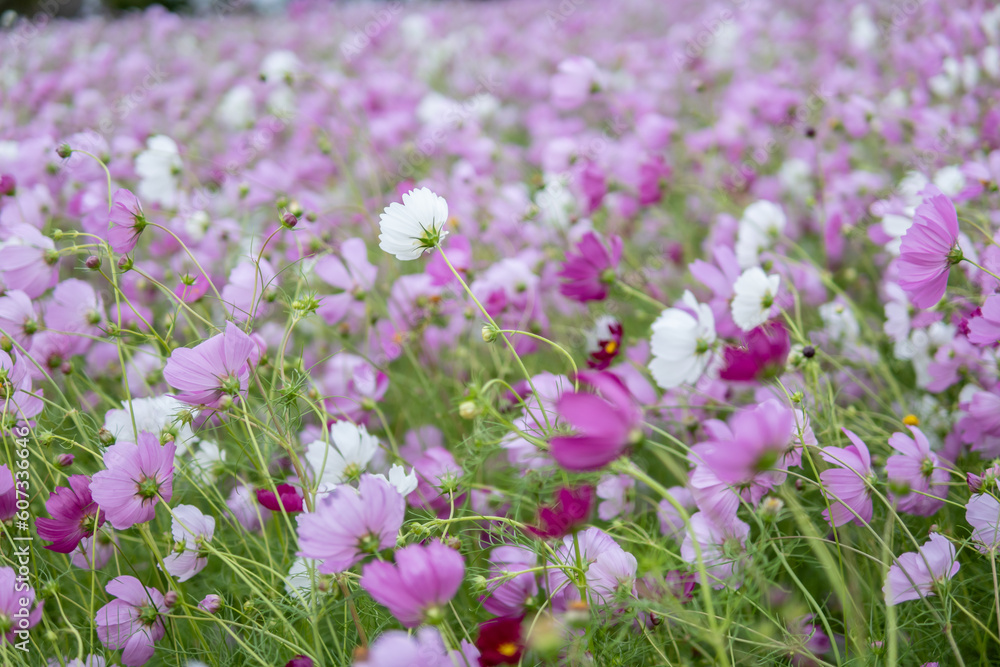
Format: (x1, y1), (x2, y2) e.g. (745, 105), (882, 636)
(3, 0), (1000, 665)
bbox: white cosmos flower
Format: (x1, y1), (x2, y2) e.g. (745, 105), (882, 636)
(377, 187), (450, 260)
(736, 200), (787, 269)
(306, 421), (379, 491)
(648, 291), (717, 389)
(104, 395), (197, 453)
(135, 135), (182, 208)
(260, 49), (301, 84)
(372, 464), (418, 497)
(731, 268), (781, 331)
(216, 85), (255, 129)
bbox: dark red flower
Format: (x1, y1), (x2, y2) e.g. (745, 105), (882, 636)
(285, 656), (313, 667)
(526, 486), (592, 539)
(719, 322), (791, 382)
(257, 484), (304, 513)
(587, 321), (623, 370)
(476, 616), (524, 666)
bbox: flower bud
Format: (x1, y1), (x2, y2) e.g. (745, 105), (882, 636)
(482, 324), (498, 343)
(98, 427), (116, 446)
(118, 255), (133, 271)
(199, 594), (223, 614)
(56, 144), (72, 159)
(55, 454), (75, 468)
(85, 255), (101, 270)
(282, 211), (298, 228)
(164, 591), (179, 608)
(459, 400), (481, 420)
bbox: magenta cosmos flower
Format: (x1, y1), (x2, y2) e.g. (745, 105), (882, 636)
(361, 541), (465, 627)
(91, 432), (175, 529)
(549, 372), (642, 471)
(37, 475), (106, 553)
(257, 483), (304, 513)
(718, 322), (791, 382)
(885, 426), (948, 516)
(819, 428), (876, 527)
(95, 576), (166, 666)
(883, 533), (959, 605)
(526, 485), (593, 539)
(557, 232), (623, 303)
(897, 186), (962, 309)
(296, 474), (405, 573)
(0, 566), (43, 644)
(107, 188), (148, 254)
(0, 465), (13, 522)
(163, 321), (256, 409)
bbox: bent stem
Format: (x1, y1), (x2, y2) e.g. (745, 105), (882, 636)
(435, 244), (553, 432)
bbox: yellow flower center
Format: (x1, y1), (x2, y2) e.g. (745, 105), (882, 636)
(903, 414), (920, 426)
(603, 340), (618, 354)
(498, 642), (518, 657)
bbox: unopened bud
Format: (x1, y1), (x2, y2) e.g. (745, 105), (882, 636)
(56, 144), (72, 159)
(118, 255), (133, 271)
(199, 594), (223, 614)
(55, 454), (75, 468)
(98, 427), (116, 446)
(85, 255), (102, 270)
(482, 325), (498, 343)
(459, 400), (480, 420)
(164, 591), (179, 608)
(282, 212), (298, 228)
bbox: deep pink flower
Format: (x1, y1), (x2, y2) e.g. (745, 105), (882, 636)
(107, 188), (148, 254)
(557, 232), (623, 303)
(526, 486), (592, 539)
(163, 321), (256, 408)
(476, 616), (525, 666)
(257, 484), (304, 513)
(819, 428), (876, 527)
(897, 186), (962, 309)
(361, 541), (465, 627)
(718, 322), (791, 382)
(37, 475), (106, 553)
(95, 576), (166, 666)
(296, 474), (404, 573)
(549, 372), (642, 471)
(0, 174), (14, 196)
(883, 533), (959, 605)
(285, 656), (314, 667)
(91, 432), (175, 529)
(968, 294), (1000, 346)
(0, 566), (43, 643)
(886, 426), (949, 516)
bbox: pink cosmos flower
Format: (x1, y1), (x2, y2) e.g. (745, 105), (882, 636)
(356, 627), (478, 667)
(718, 322), (791, 382)
(296, 474), (405, 573)
(968, 294), (1000, 345)
(0, 289), (42, 350)
(174, 273), (210, 303)
(557, 232), (623, 303)
(596, 474), (635, 520)
(549, 372), (642, 471)
(546, 527), (636, 610)
(72, 533), (116, 570)
(221, 258), (277, 321)
(257, 484), (304, 513)
(819, 428), (876, 527)
(0, 566), (43, 644)
(526, 486), (592, 539)
(410, 446), (464, 516)
(680, 512), (751, 590)
(198, 594), (222, 614)
(107, 188), (148, 254)
(657, 486), (697, 541)
(965, 489), (1000, 553)
(360, 541), (465, 627)
(319, 353), (389, 423)
(885, 426), (949, 516)
(91, 432), (175, 529)
(47, 279), (104, 342)
(897, 186), (962, 309)
(691, 399), (797, 506)
(0, 225), (59, 298)
(162, 504), (215, 582)
(315, 237), (377, 327)
(163, 321), (256, 408)
(37, 475), (106, 553)
(482, 545), (537, 618)
(227, 484), (269, 531)
(94, 576), (166, 666)
(883, 533), (959, 605)
(551, 56), (600, 110)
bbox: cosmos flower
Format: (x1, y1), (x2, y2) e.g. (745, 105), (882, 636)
(0, 566), (43, 644)
(549, 372), (642, 471)
(898, 186), (962, 309)
(296, 474), (405, 573)
(819, 429), (876, 527)
(526, 486), (593, 539)
(885, 426), (949, 516)
(90, 433), (175, 530)
(94, 576), (166, 666)
(361, 541), (465, 627)
(883, 533), (959, 605)
(257, 484), (304, 513)
(482, 545), (538, 618)
(135, 135), (182, 208)
(649, 291), (717, 389)
(731, 267), (781, 331)
(476, 616), (524, 666)
(557, 232), (623, 303)
(107, 188), (147, 254)
(305, 420), (380, 491)
(718, 322), (790, 382)
(735, 200), (787, 269)
(162, 504), (216, 582)
(37, 475), (105, 553)
(163, 321), (256, 409)
(378, 187), (450, 260)
(680, 512), (751, 589)
(966, 488), (1000, 553)
(355, 627), (478, 667)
